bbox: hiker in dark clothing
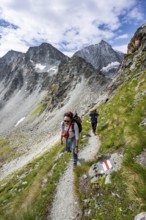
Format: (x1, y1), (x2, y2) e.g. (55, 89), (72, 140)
(89, 109), (99, 134)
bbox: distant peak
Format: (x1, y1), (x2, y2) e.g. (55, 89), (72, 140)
(2, 50), (24, 58)
(7, 50), (23, 54)
(28, 42), (53, 51)
(30, 42), (60, 51)
(40, 42), (52, 47)
(99, 40), (109, 45)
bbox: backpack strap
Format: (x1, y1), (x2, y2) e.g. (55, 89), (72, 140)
(62, 121), (75, 134)
(62, 122), (71, 132)
(72, 122), (75, 133)
(67, 124), (71, 132)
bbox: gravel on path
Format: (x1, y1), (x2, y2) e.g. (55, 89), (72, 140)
(50, 132), (100, 220)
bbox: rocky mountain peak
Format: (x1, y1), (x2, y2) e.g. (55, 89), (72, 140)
(0, 50), (24, 81)
(0, 50), (24, 63)
(74, 40), (124, 78)
(99, 40), (111, 46)
(3, 49), (23, 57)
(25, 42), (69, 65)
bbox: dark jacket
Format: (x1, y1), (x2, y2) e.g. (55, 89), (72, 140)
(89, 112), (99, 123)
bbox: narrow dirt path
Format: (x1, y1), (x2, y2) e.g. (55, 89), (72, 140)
(50, 132), (100, 220)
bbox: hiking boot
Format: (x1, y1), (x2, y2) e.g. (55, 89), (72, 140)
(73, 162), (77, 166)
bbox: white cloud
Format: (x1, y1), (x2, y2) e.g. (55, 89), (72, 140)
(101, 61), (120, 72)
(128, 8), (143, 20)
(63, 51), (74, 58)
(0, 0), (143, 57)
(116, 34), (129, 39)
(113, 44), (128, 53)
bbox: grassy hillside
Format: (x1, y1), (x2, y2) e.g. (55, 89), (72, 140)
(74, 51), (146, 219)
(0, 138), (17, 165)
(0, 143), (69, 220)
(0, 118), (90, 220)
(97, 54), (146, 209)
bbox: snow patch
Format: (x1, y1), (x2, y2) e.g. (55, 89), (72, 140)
(101, 62), (120, 73)
(35, 63), (58, 75)
(49, 66), (57, 72)
(48, 66), (58, 75)
(35, 63), (46, 71)
(15, 117), (25, 127)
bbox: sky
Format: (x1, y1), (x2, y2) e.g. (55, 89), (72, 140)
(0, 0), (146, 57)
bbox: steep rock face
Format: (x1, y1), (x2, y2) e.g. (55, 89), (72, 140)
(128, 24), (146, 54)
(0, 51), (25, 101)
(109, 24), (146, 94)
(74, 40), (124, 78)
(25, 43), (69, 65)
(0, 43), (70, 101)
(0, 43), (72, 135)
(42, 56), (108, 112)
(0, 50), (24, 82)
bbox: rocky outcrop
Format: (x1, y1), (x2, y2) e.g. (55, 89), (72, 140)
(127, 24), (146, 54)
(0, 50), (24, 82)
(42, 56), (108, 112)
(108, 23), (146, 95)
(88, 153), (123, 184)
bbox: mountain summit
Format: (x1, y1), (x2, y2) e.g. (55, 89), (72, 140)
(74, 40), (124, 78)
(25, 43), (69, 65)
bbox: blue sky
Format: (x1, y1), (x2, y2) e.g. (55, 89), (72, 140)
(0, 0), (146, 57)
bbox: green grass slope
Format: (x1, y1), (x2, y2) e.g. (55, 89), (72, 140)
(74, 51), (146, 220)
(97, 53), (146, 212)
(0, 118), (90, 220)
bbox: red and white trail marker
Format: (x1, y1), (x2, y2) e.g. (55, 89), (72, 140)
(102, 160), (112, 171)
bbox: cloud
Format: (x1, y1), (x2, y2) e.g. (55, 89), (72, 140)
(0, 0), (144, 57)
(113, 44), (128, 53)
(115, 34), (129, 39)
(128, 8), (144, 20)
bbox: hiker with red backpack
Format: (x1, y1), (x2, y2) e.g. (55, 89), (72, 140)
(61, 111), (82, 166)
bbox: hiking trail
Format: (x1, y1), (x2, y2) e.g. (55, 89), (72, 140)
(50, 131), (100, 220)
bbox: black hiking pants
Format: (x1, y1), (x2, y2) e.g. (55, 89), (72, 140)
(91, 122), (97, 133)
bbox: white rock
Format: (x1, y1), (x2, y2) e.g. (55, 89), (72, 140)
(134, 212), (146, 220)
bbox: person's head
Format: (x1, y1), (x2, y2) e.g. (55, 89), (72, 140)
(89, 108), (94, 112)
(64, 112), (73, 125)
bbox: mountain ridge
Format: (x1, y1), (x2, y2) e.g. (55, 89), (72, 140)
(0, 40), (110, 137)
